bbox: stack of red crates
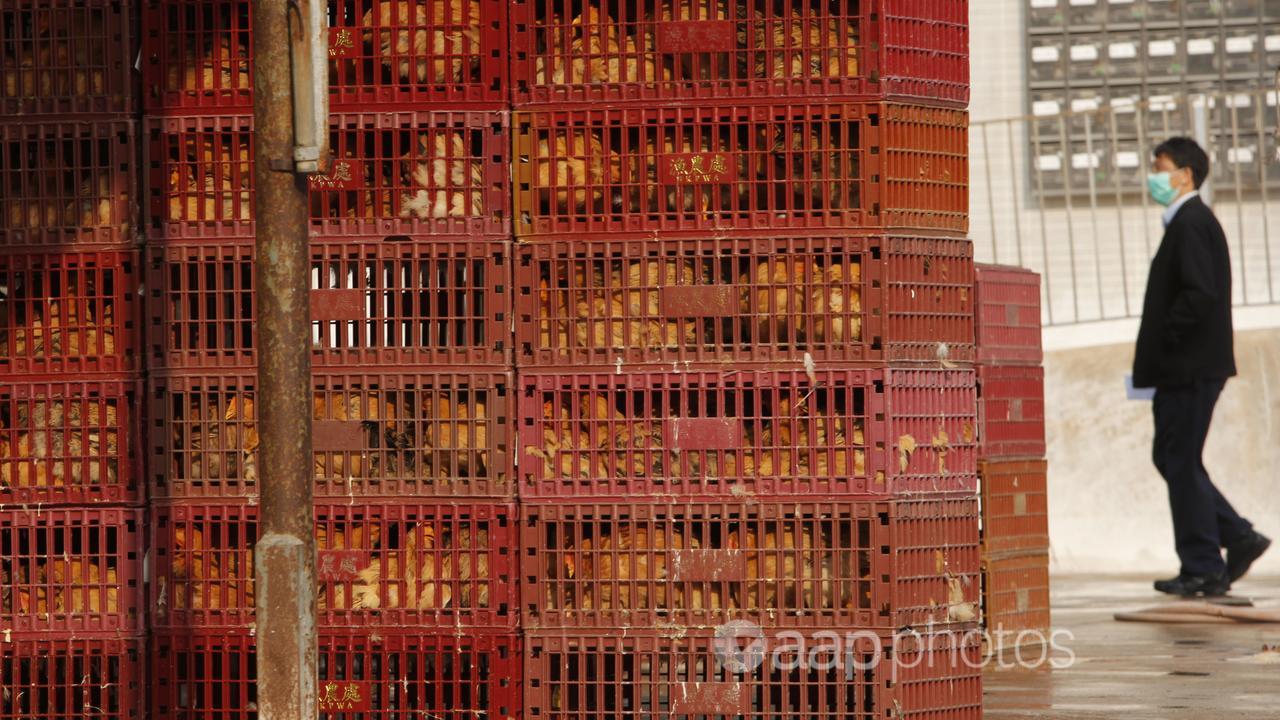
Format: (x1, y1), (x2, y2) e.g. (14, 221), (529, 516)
(139, 1), (519, 718)
(512, 2), (980, 718)
(974, 264), (1051, 652)
(0, 2), (144, 719)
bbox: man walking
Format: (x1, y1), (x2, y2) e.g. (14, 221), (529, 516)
(1134, 137), (1270, 597)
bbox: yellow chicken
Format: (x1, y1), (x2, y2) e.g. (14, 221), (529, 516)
(399, 131), (484, 219)
(168, 136), (252, 222)
(420, 392), (489, 479)
(5, 299), (115, 360)
(313, 392), (399, 480)
(183, 394), (259, 483)
(810, 262), (862, 343)
(739, 258), (811, 343)
(755, 10), (859, 79)
(537, 7), (667, 86)
(0, 398), (119, 488)
(361, 0), (482, 84)
(572, 526), (725, 611)
(170, 525), (247, 611)
(525, 396), (618, 480)
(533, 129), (623, 214)
(2, 9), (107, 99)
(166, 33), (251, 92)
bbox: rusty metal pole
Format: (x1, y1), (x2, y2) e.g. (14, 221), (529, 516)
(253, 1), (317, 718)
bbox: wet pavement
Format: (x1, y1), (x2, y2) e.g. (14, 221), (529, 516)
(983, 575), (1280, 719)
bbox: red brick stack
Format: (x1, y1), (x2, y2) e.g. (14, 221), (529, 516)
(974, 263), (1051, 651)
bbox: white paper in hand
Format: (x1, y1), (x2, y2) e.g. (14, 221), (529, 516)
(1126, 375), (1156, 401)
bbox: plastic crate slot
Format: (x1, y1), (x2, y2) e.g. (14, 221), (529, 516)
(516, 235), (973, 367)
(511, 0), (969, 106)
(151, 502), (517, 629)
(147, 241), (511, 369)
(150, 372), (512, 499)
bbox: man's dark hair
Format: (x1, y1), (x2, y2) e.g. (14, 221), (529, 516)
(1153, 137), (1210, 189)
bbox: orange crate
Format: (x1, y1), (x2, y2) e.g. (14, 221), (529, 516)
(982, 549), (1051, 646)
(513, 102), (968, 237)
(979, 458), (1049, 555)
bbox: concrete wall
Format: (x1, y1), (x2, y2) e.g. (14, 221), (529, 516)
(1044, 326), (1280, 575)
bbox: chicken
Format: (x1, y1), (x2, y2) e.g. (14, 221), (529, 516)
(169, 525), (246, 612)
(45, 560), (119, 614)
(8, 560), (118, 616)
(743, 394), (865, 479)
(0, 398), (119, 488)
(572, 526), (725, 611)
(167, 135), (252, 222)
(810, 262), (862, 343)
(313, 392), (400, 480)
(527, 392), (664, 481)
(739, 523), (855, 611)
(166, 33), (251, 92)
(1, 9), (107, 99)
(532, 129), (623, 214)
(638, 131), (746, 215)
(361, 0), (482, 84)
(399, 131), (484, 219)
(183, 394), (259, 483)
(346, 521), (488, 612)
(536, 7), (667, 86)
(317, 523), (382, 611)
(766, 122), (851, 211)
(739, 258), (811, 344)
(755, 10), (859, 79)
(419, 392), (489, 479)
(538, 259), (701, 352)
(525, 395), (618, 480)
(3, 299), (115, 360)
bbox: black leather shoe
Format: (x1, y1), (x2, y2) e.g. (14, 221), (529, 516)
(1153, 573), (1230, 598)
(1226, 531), (1271, 583)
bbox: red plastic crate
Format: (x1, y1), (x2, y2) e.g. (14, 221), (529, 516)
(520, 496), (980, 630)
(1, 377), (141, 506)
(515, 233), (974, 367)
(0, 250), (140, 375)
(513, 103), (968, 237)
(144, 239), (512, 370)
(147, 370), (514, 499)
(0, 1), (135, 117)
(510, 0), (968, 107)
(982, 550), (1050, 648)
(977, 364), (1046, 459)
(150, 628), (521, 720)
(979, 458), (1049, 555)
(150, 501), (517, 629)
(524, 628), (981, 720)
(140, 0), (509, 113)
(518, 368), (976, 498)
(144, 112), (509, 241)
(0, 121), (135, 247)
(879, 0), (969, 107)
(0, 634), (143, 720)
(0, 507), (143, 634)
(892, 628), (983, 720)
(974, 263), (1043, 366)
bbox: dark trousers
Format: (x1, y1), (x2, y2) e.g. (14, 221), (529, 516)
(1152, 379), (1252, 577)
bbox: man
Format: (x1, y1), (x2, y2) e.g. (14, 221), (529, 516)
(1133, 137), (1270, 597)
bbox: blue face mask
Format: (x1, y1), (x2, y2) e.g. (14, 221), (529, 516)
(1147, 172), (1178, 206)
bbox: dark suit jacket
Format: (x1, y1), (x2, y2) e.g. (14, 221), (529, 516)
(1133, 195), (1237, 388)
